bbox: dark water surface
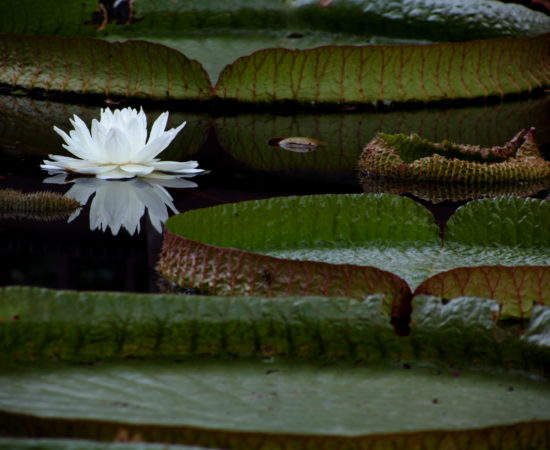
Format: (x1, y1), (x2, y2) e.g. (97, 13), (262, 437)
(1, 95), (549, 292)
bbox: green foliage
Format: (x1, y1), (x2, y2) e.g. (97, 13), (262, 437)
(0, 34), (212, 101)
(2, 0), (549, 41)
(359, 129), (550, 182)
(161, 194), (550, 316)
(446, 197), (550, 247)
(1, 287), (549, 448)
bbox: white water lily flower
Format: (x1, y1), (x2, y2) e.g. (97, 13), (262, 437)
(41, 107), (204, 180)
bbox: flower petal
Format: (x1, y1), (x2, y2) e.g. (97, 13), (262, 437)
(147, 111), (169, 144)
(69, 114), (100, 159)
(53, 125), (92, 160)
(133, 124), (185, 163)
(151, 160), (205, 174)
(125, 117), (147, 155)
(99, 107), (115, 129)
(120, 164), (155, 176)
(90, 119), (109, 160)
(104, 127), (132, 164)
(96, 167), (135, 179)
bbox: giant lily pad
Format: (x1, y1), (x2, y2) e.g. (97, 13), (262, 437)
(0, 286), (549, 448)
(359, 128), (550, 183)
(2, 0), (549, 41)
(214, 33), (550, 105)
(0, 34), (212, 101)
(158, 194), (550, 318)
(0, 28), (549, 104)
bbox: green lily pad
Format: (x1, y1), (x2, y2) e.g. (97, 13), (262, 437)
(159, 194), (550, 317)
(0, 34), (212, 101)
(0, 286), (549, 448)
(1, 13), (548, 104)
(2, 0), (549, 41)
(215, 33), (550, 105)
(359, 129), (550, 183)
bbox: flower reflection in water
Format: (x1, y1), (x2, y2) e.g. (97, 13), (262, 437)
(44, 174), (198, 235)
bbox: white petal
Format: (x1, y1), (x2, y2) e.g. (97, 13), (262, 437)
(99, 108), (115, 128)
(124, 117), (147, 154)
(147, 111), (169, 144)
(152, 160), (204, 174)
(120, 164), (155, 175)
(52, 126), (73, 146)
(90, 119), (109, 160)
(137, 107), (147, 132)
(133, 127), (183, 163)
(53, 125), (91, 160)
(96, 167), (135, 179)
(70, 114), (99, 159)
(73, 165), (120, 175)
(104, 127), (132, 164)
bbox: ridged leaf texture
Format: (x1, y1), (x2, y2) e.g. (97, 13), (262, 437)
(159, 194), (434, 316)
(159, 194), (550, 318)
(0, 287), (550, 448)
(0, 34), (212, 100)
(0, 31), (548, 103)
(1, 0), (549, 41)
(358, 128), (550, 182)
(215, 34), (550, 104)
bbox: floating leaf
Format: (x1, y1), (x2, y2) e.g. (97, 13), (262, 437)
(159, 194), (435, 316)
(0, 189), (79, 221)
(0, 34), (212, 100)
(0, 28), (548, 104)
(445, 197), (550, 247)
(0, 287), (550, 448)
(159, 194), (550, 317)
(2, 0), (549, 41)
(359, 128), (550, 183)
(215, 33), (550, 104)
(414, 266), (550, 318)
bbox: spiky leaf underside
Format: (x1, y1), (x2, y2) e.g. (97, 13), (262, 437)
(159, 194), (550, 318)
(359, 129), (550, 183)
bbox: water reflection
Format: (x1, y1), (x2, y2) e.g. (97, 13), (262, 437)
(44, 174), (198, 235)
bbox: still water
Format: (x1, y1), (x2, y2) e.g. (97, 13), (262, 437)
(1, 94), (549, 292)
